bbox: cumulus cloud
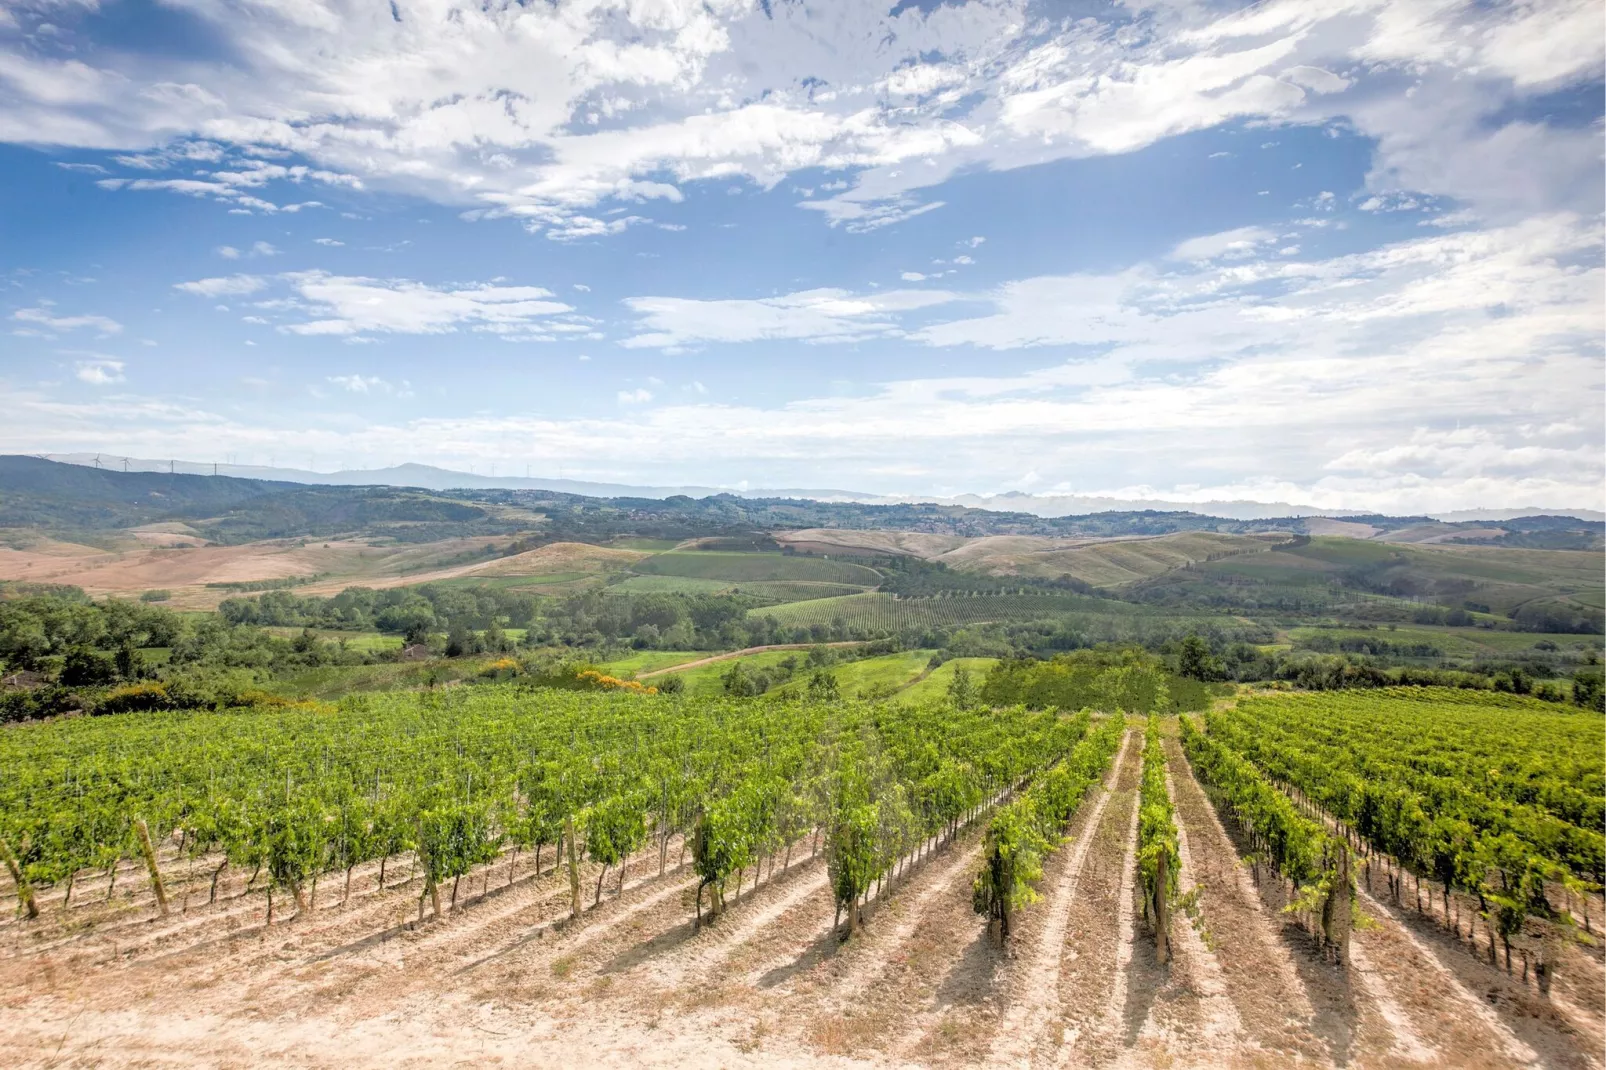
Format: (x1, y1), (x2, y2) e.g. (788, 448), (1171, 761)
(0, 0), (1595, 235)
(73, 358), (124, 384)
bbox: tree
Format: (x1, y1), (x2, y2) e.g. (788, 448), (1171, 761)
(483, 619), (511, 653)
(60, 646), (117, 687)
(807, 670), (841, 702)
(1178, 634), (1223, 682)
(947, 666), (979, 710)
(444, 623), (477, 658)
(722, 662), (763, 697)
(113, 639), (143, 681)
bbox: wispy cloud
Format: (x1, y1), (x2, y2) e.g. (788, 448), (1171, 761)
(173, 275), (267, 298)
(279, 272), (573, 337)
(12, 307), (122, 335)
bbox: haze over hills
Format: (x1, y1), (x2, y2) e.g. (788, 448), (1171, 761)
(39, 454), (1604, 525)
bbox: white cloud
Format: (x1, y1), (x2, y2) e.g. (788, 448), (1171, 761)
(621, 286), (958, 349)
(313, 237), (343, 246)
(617, 388), (653, 404)
(328, 374), (381, 392)
(900, 271), (926, 282)
(0, 0), (1592, 237)
(280, 272), (572, 337)
(12, 307), (122, 334)
(217, 245), (240, 259)
(1169, 226), (1277, 262)
(251, 241), (280, 257)
(325, 374), (414, 397)
(73, 358), (124, 384)
(173, 275), (266, 297)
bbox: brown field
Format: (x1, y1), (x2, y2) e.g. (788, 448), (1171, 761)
(0, 533), (629, 608)
(1, 723), (1597, 1069)
(1303, 518), (1382, 539)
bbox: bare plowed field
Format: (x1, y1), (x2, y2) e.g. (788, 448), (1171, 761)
(0, 734), (1599, 1069)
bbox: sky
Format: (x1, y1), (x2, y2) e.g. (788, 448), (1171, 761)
(1, 0), (1602, 513)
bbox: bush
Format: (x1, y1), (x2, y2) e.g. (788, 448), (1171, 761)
(1574, 670), (1604, 712)
(94, 682), (172, 715)
(60, 646), (118, 687)
(478, 657), (522, 680)
(139, 590), (171, 603)
(0, 685), (79, 724)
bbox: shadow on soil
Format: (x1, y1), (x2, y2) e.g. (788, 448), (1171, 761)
(932, 924), (1004, 1009)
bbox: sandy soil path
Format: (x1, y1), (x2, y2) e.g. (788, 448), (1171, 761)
(986, 728), (1132, 1069)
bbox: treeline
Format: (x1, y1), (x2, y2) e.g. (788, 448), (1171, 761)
(0, 590), (400, 723)
(978, 648), (1216, 713)
(219, 585), (542, 636)
(1174, 634), (1604, 710)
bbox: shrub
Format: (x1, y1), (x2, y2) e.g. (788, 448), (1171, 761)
(94, 682), (172, 715)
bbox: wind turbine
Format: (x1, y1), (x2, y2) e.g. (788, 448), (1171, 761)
(92, 454), (102, 469)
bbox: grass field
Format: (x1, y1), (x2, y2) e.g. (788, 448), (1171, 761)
(899, 656), (999, 703)
(752, 590), (1163, 631)
(262, 628), (405, 652)
(633, 551), (882, 585)
(730, 580), (873, 601)
(420, 572), (590, 590)
(768, 649), (935, 699)
(650, 649), (815, 696)
(1285, 624), (1602, 658)
(607, 576), (872, 602)
(607, 538), (684, 551)
(1196, 538), (1605, 617)
(599, 650), (719, 675)
(609, 575), (735, 595)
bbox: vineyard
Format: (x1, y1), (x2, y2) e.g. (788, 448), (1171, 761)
(1197, 688), (1604, 981)
(0, 686), (1601, 1068)
(0, 686), (1082, 932)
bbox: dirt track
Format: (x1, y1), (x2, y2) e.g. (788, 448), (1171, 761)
(0, 725), (1601, 1069)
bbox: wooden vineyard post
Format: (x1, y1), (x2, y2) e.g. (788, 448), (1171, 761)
(565, 816), (581, 920)
(1322, 843), (1350, 966)
(1154, 847), (1172, 965)
(0, 837), (38, 920)
(133, 818), (169, 917)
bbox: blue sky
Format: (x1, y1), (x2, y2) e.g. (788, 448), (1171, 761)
(1, 0), (1602, 512)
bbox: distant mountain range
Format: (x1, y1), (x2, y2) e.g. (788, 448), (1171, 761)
(36, 453), (1605, 524)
